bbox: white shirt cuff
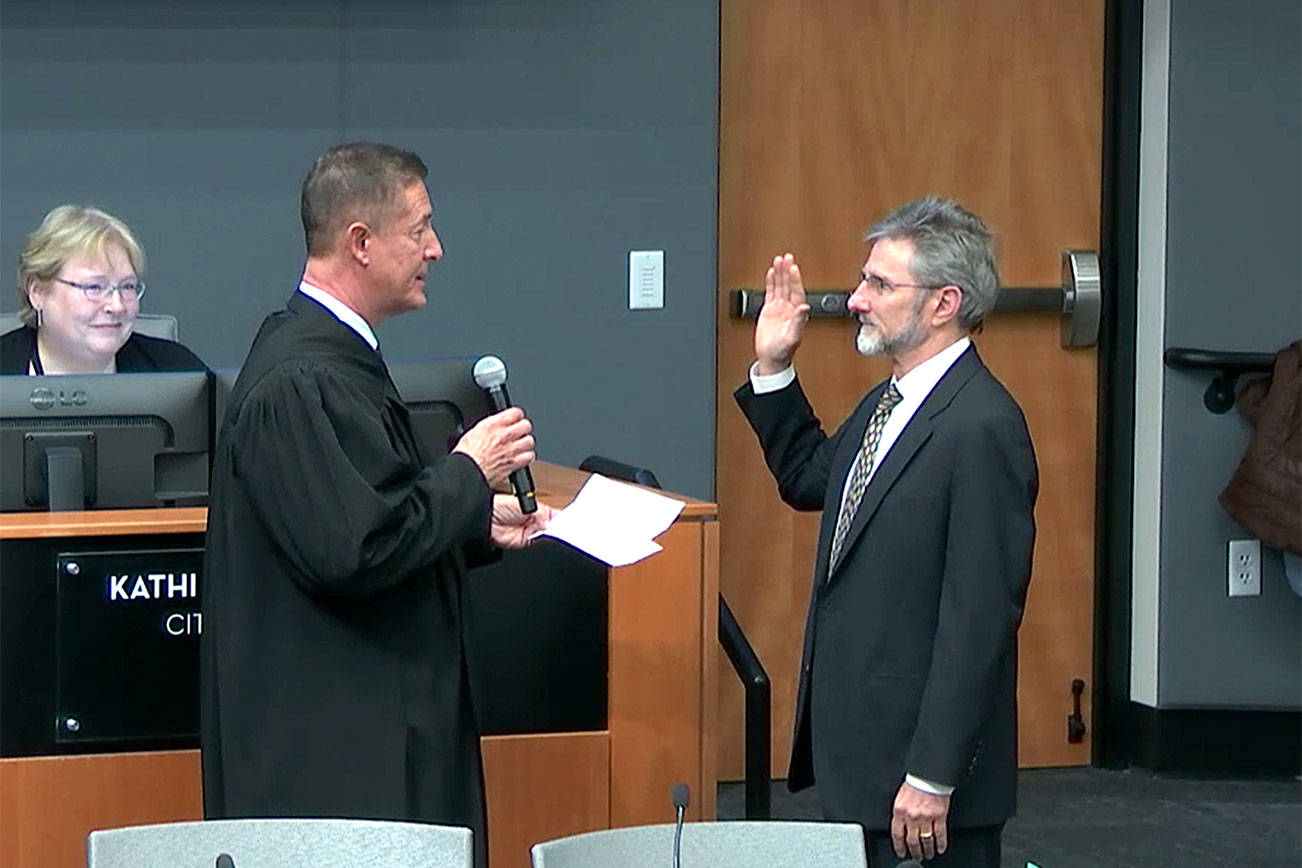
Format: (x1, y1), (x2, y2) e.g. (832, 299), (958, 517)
(748, 361), (796, 394)
(905, 774), (955, 796)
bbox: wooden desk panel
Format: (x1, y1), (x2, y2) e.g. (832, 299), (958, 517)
(481, 732), (609, 868)
(0, 751), (203, 868)
(0, 507), (206, 539)
(2, 736), (610, 868)
(609, 520), (717, 826)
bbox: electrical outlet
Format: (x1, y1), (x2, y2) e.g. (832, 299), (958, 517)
(1227, 538), (1262, 597)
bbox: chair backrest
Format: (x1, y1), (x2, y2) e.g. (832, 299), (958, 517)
(577, 455), (662, 490)
(530, 820), (867, 868)
(0, 311), (179, 341)
(87, 818), (473, 868)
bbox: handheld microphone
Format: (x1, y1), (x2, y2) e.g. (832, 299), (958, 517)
(472, 355), (537, 514)
(671, 782), (690, 868)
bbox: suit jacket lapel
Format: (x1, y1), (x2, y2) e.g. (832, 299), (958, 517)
(823, 346), (984, 584)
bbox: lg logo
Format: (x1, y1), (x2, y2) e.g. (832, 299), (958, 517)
(29, 387), (88, 410)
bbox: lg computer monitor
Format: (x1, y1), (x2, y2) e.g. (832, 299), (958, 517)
(0, 372), (211, 511)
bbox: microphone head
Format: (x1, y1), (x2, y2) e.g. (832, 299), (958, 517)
(472, 355), (508, 389)
(672, 782), (690, 809)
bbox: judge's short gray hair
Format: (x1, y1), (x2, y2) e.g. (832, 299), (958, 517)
(301, 142), (428, 257)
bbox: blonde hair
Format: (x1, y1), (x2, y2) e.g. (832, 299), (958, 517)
(16, 205), (147, 327)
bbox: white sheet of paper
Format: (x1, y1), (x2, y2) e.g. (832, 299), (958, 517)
(536, 473), (686, 567)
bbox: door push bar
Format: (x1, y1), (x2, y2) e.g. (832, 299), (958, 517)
(730, 250), (1102, 348)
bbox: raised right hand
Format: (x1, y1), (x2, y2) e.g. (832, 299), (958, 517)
(754, 253), (811, 374)
(453, 407), (535, 488)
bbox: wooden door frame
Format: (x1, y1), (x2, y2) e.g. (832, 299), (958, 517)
(1093, 0), (1143, 770)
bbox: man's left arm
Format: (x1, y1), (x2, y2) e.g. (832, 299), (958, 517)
(893, 410), (1038, 855)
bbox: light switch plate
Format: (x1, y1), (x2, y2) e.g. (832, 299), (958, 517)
(629, 250), (664, 310)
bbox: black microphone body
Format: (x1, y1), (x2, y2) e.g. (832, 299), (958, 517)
(483, 382), (537, 514)
(472, 356), (537, 514)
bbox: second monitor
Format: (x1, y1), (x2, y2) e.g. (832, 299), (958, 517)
(213, 357), (491, 459)
(388, 357), (493, 457)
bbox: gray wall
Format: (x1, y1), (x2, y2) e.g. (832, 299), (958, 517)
(1158, 0), (1300, 707)
(0, 0), (719, 498)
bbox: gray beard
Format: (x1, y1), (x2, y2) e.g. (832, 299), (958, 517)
(855, 313), (928, 359)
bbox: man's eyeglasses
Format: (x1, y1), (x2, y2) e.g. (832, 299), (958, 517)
(856, 272), (945, 296)
(56, 278), (146, 302)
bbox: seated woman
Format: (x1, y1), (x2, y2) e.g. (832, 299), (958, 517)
(1, 205), (206, 374)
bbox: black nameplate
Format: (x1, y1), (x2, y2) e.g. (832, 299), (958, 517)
(54, 548), (203, 744)
(2, 532), (606, 757)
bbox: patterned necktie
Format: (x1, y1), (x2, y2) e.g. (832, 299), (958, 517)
(827, 382), (903, 573)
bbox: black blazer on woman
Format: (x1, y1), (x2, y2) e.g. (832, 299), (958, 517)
(736, 345), (1038, 833)
(0, 325), (207, 374)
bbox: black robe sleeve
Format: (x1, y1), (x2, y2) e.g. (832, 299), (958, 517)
(227, 359), (492, 597)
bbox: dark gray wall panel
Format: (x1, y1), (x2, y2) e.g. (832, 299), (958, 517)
(1, 0), (719, 497)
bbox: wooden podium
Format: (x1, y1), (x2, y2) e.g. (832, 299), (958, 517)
(0, 461), (718, 868)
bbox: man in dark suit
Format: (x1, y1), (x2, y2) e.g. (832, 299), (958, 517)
(202, 143), (550, 868)
(735, 197), (1037, 866)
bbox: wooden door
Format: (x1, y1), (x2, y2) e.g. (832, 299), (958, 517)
(716, 0), (1102, 779)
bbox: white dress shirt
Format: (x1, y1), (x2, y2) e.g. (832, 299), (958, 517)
(298, 281), (378, 351)
(748, 336), (971, 796)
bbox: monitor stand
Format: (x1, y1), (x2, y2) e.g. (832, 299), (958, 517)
(45, 446), (86, 511)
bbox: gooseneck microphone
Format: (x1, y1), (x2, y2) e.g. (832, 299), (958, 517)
(671, 782), (690, 868)
(472, 355), (537, 514)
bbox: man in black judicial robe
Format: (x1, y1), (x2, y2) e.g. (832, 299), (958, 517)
(201, 143), (548, 868)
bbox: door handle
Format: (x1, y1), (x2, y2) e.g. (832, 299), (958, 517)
(1058, 250), (1101, 348)
(728, 249), (1102, 349)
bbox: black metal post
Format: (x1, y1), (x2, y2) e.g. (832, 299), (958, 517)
(719, 595), (770, 819)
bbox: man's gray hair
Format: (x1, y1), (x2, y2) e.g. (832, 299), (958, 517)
(300, 142), (428, 257)
(864, 196), (1000, 332)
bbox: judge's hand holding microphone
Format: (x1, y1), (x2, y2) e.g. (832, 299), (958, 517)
(453, 403), (555, 549)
